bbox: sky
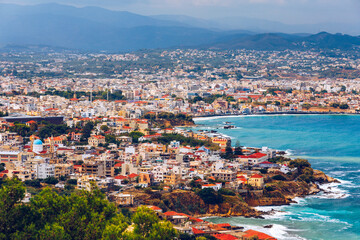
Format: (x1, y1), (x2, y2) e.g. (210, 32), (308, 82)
(0, 0), (359, 25)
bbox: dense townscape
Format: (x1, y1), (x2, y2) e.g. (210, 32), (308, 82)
(0, 48), (354, 240)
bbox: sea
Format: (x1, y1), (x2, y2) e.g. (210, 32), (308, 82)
(192, 114), (360, 240)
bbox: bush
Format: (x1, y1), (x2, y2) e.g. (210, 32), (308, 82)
(25, 179), (41, 188)
(259, 169), (268, 174)
(218, 188), (236, 196)
(43, 177), (59, 185)
(272, 175), (286, 181)
(66, 179), (77, 185)
(197, 188), (223, 205)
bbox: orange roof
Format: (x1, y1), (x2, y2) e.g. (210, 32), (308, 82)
(243, 230), (277, 240)
(212, 233), (238, 240)
(149, 206), (162, 211)
(251, 174), (263, 179)
(114, 163), (122, 168)
(127, 173), (138, 179)
(114, 175), (127, 180)
(192, 227), (205, 235)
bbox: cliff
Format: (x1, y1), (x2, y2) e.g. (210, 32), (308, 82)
(245, 170), (338, 207)
(313, 170), (339, 183)
(132, 190), (262, 218)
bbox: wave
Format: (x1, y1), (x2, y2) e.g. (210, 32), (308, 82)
(313, 182), (350, 199)
(239, 223), (306, 240)
(294, 155), (360, 163)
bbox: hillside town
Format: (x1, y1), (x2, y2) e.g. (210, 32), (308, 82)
(0, 48), (351, 240)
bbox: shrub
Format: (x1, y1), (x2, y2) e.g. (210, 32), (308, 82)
(197, 188), (223, 204)
(272, 175), (286, 181)
(218, 188), (236, 196)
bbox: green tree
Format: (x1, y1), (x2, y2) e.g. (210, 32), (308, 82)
(302, 103), (312, 110)
(197, 188), (223, 205)
(129, 131), (144, 143)
(132, 206), (159, 238)
(100, 125), (110, 132)
(234, 140), (242, 156)
(339, 103), (349, 109)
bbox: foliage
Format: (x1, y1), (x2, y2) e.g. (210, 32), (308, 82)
(0, 111), (9, 117)
(66, 179), (77, 185)
(38, 123), (68, 139)
(289, 159), (311, 173)
(9, 123), (31, 137)
(130, 206), (177, 240)
(197, 188), (223, 205)
(289, 159), (315, 183)
(25, 179), (42, 188)
(157, 133), (218, 149)
(339, 103), (349, 109)
(81, 122), (94, 141)
(302, 103), (312, 110)
(129, 131), (144, 143)
(43, 177), (59, 185)
(100, 125), (110, 132)
(218, 188), (236, 196)
(259, 169), (268, 174)
(234, 140), (243, 156)
(272, 175), (287, 181)
(0, 179), (178, 240)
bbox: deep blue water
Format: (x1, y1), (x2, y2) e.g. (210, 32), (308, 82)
(193, 115), (360, 240)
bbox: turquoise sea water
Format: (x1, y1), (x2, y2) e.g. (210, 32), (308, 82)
(193, 115), (360, 240)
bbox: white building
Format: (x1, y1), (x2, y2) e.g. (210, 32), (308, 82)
(36, 163), (55, 179)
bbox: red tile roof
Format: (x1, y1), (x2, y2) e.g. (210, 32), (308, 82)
(212, 233), (238, 240)
(192, 227), (205, 235)
(251, 174), (263, 179)
(243, 230), (277, 240)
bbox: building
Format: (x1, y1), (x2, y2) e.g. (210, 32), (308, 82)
(164, 173), (181, 186)
(210, 170), (236, 182)
(32, 139), (44, 153)
(248, 174), (264, 189)
(201, 183), (222, 191)
(35, 163), (55, 179)
(88, 135), (106, 147)
(113, 193), (134, 206)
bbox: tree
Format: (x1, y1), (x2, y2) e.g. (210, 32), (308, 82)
(131, 206), (177, 240)
(339, 103), (349, 109)
(0, 179), (178, 240)
(132, 206), (159, 238)
(302, 103), (312, 110)
(43, 177), (59, 185)
(100, 125), (109, 132)
(224, 140), (233, 159)
(197, 188), (223, 205)
(129, 131), (144, 143)
(330, 102), (339, 108)
(0, 178), (26, 238)
(81, 122), (95, 141)
(234, 140), (242, 156)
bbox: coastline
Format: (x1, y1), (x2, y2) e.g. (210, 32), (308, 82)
(193, 111), (359, 121)
(188, 114), (359, 240)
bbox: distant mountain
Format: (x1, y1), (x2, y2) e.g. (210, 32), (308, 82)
(206, 32), (360, 51)
(0, 3), (224, 51)
(0, 3), (359, 52)
(153, 15), (360, 36)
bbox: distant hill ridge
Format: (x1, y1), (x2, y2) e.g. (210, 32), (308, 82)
(0, 3), (359, 51)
